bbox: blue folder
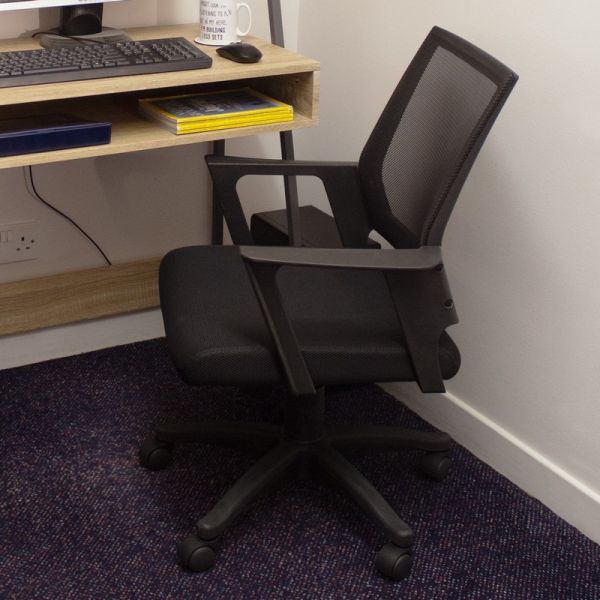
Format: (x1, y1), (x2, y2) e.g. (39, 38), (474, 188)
(0, 114), (111, 157)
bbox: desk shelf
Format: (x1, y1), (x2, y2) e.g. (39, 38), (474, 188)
(0, 82), (316, 170)
(0, 24), (319, 334)
(0, 25), (319, 108)
(0, 25), (319, 170)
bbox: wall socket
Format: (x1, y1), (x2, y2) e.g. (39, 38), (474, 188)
(0, 221), (39, 264)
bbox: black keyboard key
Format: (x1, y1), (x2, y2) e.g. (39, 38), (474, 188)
(22, 65), (80, 75)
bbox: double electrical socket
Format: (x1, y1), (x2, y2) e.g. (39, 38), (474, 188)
(0, 221), (39, 264)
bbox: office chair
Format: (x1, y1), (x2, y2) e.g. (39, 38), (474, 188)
(140, 26), (517, 580)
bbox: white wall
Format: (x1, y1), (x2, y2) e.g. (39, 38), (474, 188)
(293, 0), (600, 541)
(0, 0), (298, 367)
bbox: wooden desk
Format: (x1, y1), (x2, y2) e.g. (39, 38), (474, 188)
(0, 23), (319, 335)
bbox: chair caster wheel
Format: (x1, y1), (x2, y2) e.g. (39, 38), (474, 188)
(418, 451), (450, 481)
(139, 438), (173, 471)
(177, 535), (217, 572)
(375, 543), (413, 580)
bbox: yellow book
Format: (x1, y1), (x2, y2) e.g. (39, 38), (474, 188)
(174, 116), (294, 134)
(141, 107), (293, 135)
(139, 88), (293, 130)
(176, 118), (291, 135)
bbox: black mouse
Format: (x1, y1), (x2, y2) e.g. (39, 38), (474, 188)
(216, 42), (262, 64)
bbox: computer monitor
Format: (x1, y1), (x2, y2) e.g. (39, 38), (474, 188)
(0, 1), (128, 47)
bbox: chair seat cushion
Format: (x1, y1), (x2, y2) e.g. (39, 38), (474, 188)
(159, 246), (460, 387)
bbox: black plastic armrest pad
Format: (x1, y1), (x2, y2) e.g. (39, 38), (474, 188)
(205, 155), (359, 178)
(240, 246), (442, 271)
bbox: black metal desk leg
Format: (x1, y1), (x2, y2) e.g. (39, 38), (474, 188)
(211, 139), (225, 245)
(269, 0), (301, 247)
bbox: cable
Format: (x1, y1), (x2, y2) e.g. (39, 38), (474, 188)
(23, 166), (112, 266)
(32, 31), (104, 45)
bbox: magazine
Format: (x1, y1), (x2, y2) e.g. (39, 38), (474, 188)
(139, 87), (293, 134)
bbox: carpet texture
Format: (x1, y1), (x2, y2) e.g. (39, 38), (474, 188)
(1, 339), (599, 599)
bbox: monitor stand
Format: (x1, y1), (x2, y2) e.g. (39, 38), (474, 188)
(39, 28), (130, 49)
(37, 4), (130, 49)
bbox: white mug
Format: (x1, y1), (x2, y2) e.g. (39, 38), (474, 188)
(196, 0), (252, 46)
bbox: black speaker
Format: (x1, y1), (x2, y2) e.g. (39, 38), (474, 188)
(60, 5), (103, 36)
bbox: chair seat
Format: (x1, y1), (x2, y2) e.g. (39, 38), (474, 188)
(159, 246), (460, 387)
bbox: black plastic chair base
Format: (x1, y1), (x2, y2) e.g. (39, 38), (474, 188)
(140, 418), (453, 580)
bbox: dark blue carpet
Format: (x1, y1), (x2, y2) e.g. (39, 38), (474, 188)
(1, 339), (599, 599)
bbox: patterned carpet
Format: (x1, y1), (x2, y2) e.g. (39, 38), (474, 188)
(1, 339), (599, 599)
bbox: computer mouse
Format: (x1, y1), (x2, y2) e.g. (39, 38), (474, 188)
(216, 42), (262, 64)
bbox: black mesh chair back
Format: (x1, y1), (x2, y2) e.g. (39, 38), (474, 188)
(359, 26), (518, 248)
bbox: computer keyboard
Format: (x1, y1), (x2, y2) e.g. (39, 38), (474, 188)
(0, 37), (212, 89)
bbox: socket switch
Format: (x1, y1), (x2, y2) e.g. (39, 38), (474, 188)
(0, 221), (39, 264)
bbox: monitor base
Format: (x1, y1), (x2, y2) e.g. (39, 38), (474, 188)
(38, 27), (131, 49)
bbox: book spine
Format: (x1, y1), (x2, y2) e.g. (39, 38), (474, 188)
(174, 114), (294, 134)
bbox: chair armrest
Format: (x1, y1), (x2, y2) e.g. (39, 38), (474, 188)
(240, 245), (457, 394)
(205, 155), (359, 177)
(243, 258), (317, 397)
(240, 245), (442, 271)
(205, 155), (372, 247)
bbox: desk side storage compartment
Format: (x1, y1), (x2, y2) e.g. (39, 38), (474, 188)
(251, 205), (380, 248)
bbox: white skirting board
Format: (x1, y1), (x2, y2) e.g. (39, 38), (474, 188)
(0, 309), (164, 371)
(381, 382), (600, 546)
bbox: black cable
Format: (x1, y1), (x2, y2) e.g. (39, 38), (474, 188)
(32, 31), (104, 45)
(24, 166), (112, 266)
